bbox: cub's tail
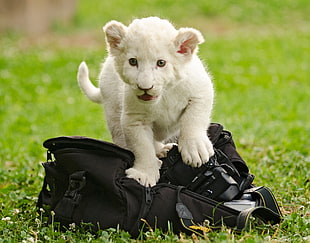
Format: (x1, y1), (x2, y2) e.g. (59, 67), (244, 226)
(77, 62), (103, 104)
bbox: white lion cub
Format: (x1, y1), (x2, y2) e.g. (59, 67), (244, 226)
(78, 17), (214, 187)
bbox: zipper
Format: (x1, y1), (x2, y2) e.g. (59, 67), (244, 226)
(139, 187), (153, 222)
(145, 187), (152, 205)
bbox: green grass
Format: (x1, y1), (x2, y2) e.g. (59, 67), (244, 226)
(0, 0), (309, 242)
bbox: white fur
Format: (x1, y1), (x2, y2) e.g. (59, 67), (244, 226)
(78, 17), (214, 187)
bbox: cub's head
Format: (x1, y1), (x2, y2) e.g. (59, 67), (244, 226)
(103, 17), (204, 103)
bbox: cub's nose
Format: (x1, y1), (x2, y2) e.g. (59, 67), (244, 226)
(137, 85), (154, 91)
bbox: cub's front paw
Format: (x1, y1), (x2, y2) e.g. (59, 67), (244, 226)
(179, 136), (214, 167)
(126, 165), (160, 187)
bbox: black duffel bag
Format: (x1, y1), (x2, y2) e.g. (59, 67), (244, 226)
(37, 123), (282, 237)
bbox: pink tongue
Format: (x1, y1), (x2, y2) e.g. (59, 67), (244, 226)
(138, 94), (157, 101)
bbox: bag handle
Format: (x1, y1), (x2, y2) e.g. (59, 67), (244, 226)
(236, 206), (282, 232)
(231, 187), (283, 232)
(250, 186), (282, 217)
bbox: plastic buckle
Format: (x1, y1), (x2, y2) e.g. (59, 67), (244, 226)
(65, 174), (86, 202)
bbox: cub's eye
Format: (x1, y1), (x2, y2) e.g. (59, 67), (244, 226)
(156, 59), (166, 67)
(129, 58), (138, 66)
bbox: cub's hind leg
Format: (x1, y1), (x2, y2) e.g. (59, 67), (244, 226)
(154, 141), (176, 158)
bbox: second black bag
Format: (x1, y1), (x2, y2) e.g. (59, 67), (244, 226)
(160, 123), (255, 201)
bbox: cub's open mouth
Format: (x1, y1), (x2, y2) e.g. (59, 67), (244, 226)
(137, 93), (158, 101)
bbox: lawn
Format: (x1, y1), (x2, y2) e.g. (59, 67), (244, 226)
(0, 0), (309, 242)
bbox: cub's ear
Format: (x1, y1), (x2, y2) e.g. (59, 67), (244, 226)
(103, 21), (127, 55)
(174, 28), (204, 57)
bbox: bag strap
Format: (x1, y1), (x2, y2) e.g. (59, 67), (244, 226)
(37, 177), (51, 209)
(175, 186), (217, 237)
(176, 186), (282, 235)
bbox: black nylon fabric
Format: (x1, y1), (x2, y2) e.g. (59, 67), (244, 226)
(143, 184), (241, 234)
(39, 141), (146, 236)
(37, 123), (281, 237)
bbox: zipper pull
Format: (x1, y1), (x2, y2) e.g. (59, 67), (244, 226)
(145, 187), (152, 205)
